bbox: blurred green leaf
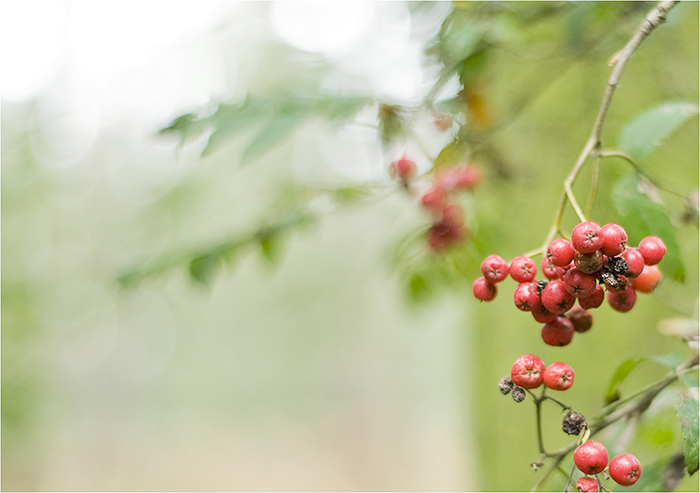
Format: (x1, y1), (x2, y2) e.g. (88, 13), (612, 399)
(604, 358), (645, 404)
(434, 137), (469, 169)
(241, 115), (301, 165)
(612, 173), (685, 281)
(258, 232), (282, 265)
(676, 394), (699, 475)
(619, 102), (699, 161)
(680, 372), (699, 391)
(650, 353), (684, 369)
(438, 11), (482, 65)
(188, 252), (223, 286)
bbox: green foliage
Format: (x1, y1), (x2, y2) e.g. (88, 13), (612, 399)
(604, 358), (645, 405)
(619, 102), (699, 162)
(676, 394), (699, 475)
(612, 173), (685, 281)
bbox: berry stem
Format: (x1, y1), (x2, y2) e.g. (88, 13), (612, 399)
(585, 154), (600, 219)
(530, 0), (679, 258)
(542, 395), (572, 411)
(598, 149), (686, 199)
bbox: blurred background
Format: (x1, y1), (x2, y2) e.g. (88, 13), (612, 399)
(2, 1), (698, 491)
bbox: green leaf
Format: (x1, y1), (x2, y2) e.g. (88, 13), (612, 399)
(612, 173), (685, 281)
(680, 372), (699, 391)
(605, 358), (645, 404)
(188, 253), (222, 286)
(408, 274), (431, 302)
(241, 115), (301, 165)
(650, 353), (684, 369)
(258, 233), (282, 265)
(676, 394), (699, 475)
(434, 137), (469, 169)
(619, 102), (699, 161)
(438, 12), (482, 65)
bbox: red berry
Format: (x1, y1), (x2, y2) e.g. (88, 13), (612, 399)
(578, 284), (604, 310)
(554, 262), (575, 280)
(607, 285), (637, 312)
(609, 453), (642, 486)
(455, 164), (482, 190)
(575, 477), (599, 492)
(620, 248), (645, 278)
(630, 265), (661, 293)
(563, 269), (597, 298)
(600, 223), (628, 257)
(573, 250), (605, 274)
(574, 440), (609, 475)
(472, 277), (497, 301)
(543, 362), (575, 390)
(566, 306), (593, 333)
(514, 282), (541, 312)
(389, 157), (416, 181)
(532, 303), (559, 323)
(547, 238), (575, 267)
(541, 256), (560, 280)
(541, 317), (575, 346)
(638, 236), (666, 266)
(421, 186), (445, 212)
(509, 256), (538, 283)
(481, 255), (509, 283)
(510, 354), (546, 389)
(571, 221), (604, 254)
(541, 280), (575, 314)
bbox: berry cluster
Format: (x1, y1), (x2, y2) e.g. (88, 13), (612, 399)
(473, 222), (666, 346)
(500, 354), (575, 401)
(389, 157), (482, 251)
(574, 440), (642, 490)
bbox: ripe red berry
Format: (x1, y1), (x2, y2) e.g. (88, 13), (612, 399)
(571, 221), (604, 254)
(638, 236), (666, 266)
(578, 284), (604, 310)
(481, 255), (509, 283)
(573, 250), (605, 274)
(554, 262), (575, 280)
(600, 223), (628, 257)
(566, 306), (593, 333)
(421, 186), (445, 212)
(541, 280), (575, 314)
(543, 362), (575, 390)
(513, 282), (541, 312)
(541, 317), (575, 346)
(620, 248), (645, 278)
(607, 285), (637, 312)
(510, 354), (545, 389)
(541, 256), (560, 280)
(575, 477), (599, 492)
(455, 164), (482, 190)
(563, 269), (597, 298)
(547, 238), (575, 267)
(472, 277), (497, 301)
(608, 453), (642, 486)
(574, 440), (609, 475)
(630, 265), (661, 293)
(532, 303), (559, 323)
(509, 256), (538, 283)
(389, 157), (416, 181)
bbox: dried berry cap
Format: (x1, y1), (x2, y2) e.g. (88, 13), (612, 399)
(562, 411), (586, 435)
(499, 376), (514, 395)
(511, 386), (526, 402)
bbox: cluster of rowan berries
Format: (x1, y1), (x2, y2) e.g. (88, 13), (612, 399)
(389, 156), (482, 252)
(574, 440), (642, 491)
(499, 354), (574, 402)
(472, 221), (666, 346)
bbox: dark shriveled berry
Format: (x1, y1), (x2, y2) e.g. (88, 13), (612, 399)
(562, 411), (586, 435)
(574, 250), (605, 274)
(499, 376), (514, 395)
(511, 386), (526, 402)
(566, 306), (593, 333)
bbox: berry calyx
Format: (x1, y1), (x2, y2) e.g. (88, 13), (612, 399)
(509, 256), (538, 283)
(472, 277), (497, 302)
(547, 238), (575, 267)
(571, 221), (604, 254)
(513, 281), (541, 312)
(481, 254), (509, 283)
(608, 453), (642, 486)
(541, 280), (575, 314)
(574, 440), (609, 475)
(541, 317), (575, 347)
(575, 477), (599, 492)
(510, 354), (545, 389)
(630, 264), (661, 293)
(638, 236), (666, 266)
(600, 223), (628, 257)
(543, 362), (575, 390)
(563, 269), (598, 298)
